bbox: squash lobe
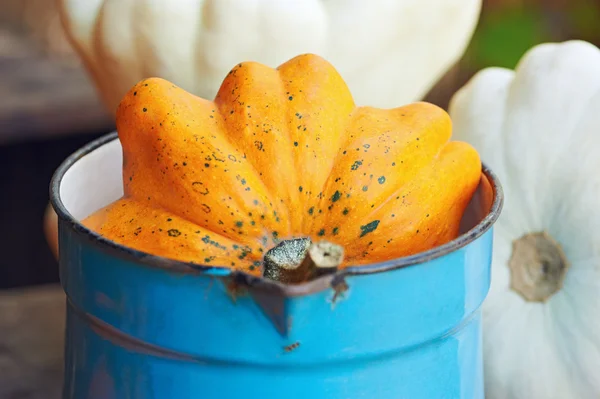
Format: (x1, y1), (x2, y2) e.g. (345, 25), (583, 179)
(83, 54), (481, 274)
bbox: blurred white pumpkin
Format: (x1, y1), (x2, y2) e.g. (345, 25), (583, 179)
(450, 40), (600, 399)
(57, 0), (481, 113)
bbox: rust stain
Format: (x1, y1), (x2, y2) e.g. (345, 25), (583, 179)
(223, 279), (248, 303)
(331, 279), (349, 305)
(283, 341), (300, 353)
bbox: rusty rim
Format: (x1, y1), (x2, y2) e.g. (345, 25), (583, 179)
(50, 132), (504, 297)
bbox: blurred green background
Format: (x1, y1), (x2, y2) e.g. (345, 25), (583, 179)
(426, 0), (600, 107)
(470, 0), (600, 70)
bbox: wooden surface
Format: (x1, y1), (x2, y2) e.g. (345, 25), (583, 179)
(0, 28), (112, 145)
(0, 284), (65, 399)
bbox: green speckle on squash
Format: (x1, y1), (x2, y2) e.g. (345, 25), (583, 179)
(359, 220), (380, 237)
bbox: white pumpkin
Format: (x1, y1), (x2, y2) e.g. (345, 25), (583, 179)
(56, 0), (481, 113)
(449, 40), (600, 399)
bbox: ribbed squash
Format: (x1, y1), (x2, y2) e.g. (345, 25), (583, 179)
(83, 54), (481, 275)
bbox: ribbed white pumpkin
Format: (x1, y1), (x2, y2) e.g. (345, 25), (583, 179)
(450, 40), (600, 399)
(57, 0), (481, 112)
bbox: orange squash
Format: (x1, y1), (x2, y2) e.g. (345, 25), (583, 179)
(84, 54), (481, 275)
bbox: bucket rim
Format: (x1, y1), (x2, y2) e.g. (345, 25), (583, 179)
(50, 131), (504, 297)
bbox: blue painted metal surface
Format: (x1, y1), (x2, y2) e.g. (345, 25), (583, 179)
(52, 133), (503, 399)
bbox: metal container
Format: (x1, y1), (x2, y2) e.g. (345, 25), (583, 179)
(51, 132), (503, 399)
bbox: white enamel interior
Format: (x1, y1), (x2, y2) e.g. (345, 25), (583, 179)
(60, 135), (123, 220)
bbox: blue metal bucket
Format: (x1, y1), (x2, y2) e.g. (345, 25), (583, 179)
(51, 132), (503, 399)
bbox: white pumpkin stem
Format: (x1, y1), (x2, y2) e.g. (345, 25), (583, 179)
(509, 231), (569, 302)
(263, 238), (344, 284)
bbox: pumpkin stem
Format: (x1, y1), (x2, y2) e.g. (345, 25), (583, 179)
(509, 231), (569, 302)
(263, 238), (344, 284)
